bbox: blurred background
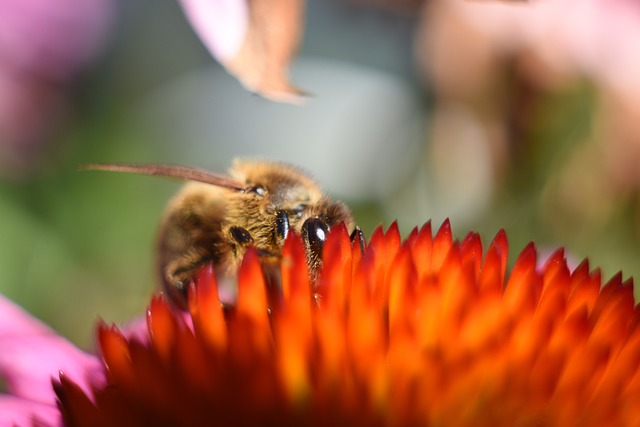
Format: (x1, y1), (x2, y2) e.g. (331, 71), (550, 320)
(2, 0), (640, 347)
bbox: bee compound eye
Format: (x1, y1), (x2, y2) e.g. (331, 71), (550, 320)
(301, 217), (329, 256)
(275, 210), (290, 241)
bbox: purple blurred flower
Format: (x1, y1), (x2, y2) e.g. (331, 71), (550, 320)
(0, 0), (115, 177)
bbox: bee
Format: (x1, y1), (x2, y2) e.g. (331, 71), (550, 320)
(83, 159), (363, 308)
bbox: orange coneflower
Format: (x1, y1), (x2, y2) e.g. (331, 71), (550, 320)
(48, 221), (640, 426)
(2, 220), (639, 426)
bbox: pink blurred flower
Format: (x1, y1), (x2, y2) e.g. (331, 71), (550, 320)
(0, 292), (155, 425)
(0, 0), (115, 177)
(419, 0), (640, 97)
(0, 294), (104, 426)
(416, 0), (640, 222)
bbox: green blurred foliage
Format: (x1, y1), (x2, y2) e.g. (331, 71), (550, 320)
(0, 128), (169, 346)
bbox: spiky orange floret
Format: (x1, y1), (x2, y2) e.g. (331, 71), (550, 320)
(56, 221), (640, 427)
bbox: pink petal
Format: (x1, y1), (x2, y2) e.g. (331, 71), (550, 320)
(0, 294), (104, 406)
(0, 396), (61, 426)
(178, 0), (306, 103)
(178, 0), (248, 63)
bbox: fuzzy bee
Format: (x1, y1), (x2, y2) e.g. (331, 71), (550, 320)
(83, 160), (363, 308)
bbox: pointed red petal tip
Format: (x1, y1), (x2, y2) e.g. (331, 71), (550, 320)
(411, 221), (433, 279)
(512, 242), (538, 275)
(190, 264), (226, 350)
(316, 222), (352, 309)
(460, 231), (483, 276)
(438, 241), (476, 321)
(479, 234), (507, 295)
(237, 247), (269, 325)
(416, 220), (432, 241)
(147, 295), (180, 362)
(539, 249), (571, 306)
(542, 247), (565, 269)
(281, 231), (309, 302)
(322, 221), (351, 266)
(491, 228), (509, 274)
(385, 221), (402, 252)
(368, 224), (385, 250)
(431, 218), (453, 271)
(365, 222), (401, 259)
(572, 258), (591, 280)
(192, 263), (218, 304)
(405, 226), (419, 245)
(55, 371), (99, 427)
(539, 248), (568, 286)
(503, 242), (541, 314)
(96, 322), (133, 384)
(189, 263), (220, 318)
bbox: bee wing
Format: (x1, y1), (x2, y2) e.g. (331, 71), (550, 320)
(81, 163), (247, 192)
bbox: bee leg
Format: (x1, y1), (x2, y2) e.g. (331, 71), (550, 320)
(229, 226), (254, 246)
(275, 209), (290, 243)
(350, 226), (365, 255)
(301, 217), (329, 275)
(302, 217), (329, 252)
(269, 211), (290, 309)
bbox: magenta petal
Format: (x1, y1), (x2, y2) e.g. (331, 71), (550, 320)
(0, 396), (61, 426)
(0, 294), (104, 406)
(0, 293), (54, 336)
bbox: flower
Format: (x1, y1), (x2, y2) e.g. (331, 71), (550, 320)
(415, 0), (640, 229)
(0, 289), (105, 426)
(3, 220), (640, 426)
(0, 0), (115, 177)
(178, 0), (306, 103)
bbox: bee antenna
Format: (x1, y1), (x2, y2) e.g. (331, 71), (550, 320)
(80, 163), (248, 192)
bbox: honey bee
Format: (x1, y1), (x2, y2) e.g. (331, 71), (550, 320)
(83, 159), (363, 308)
